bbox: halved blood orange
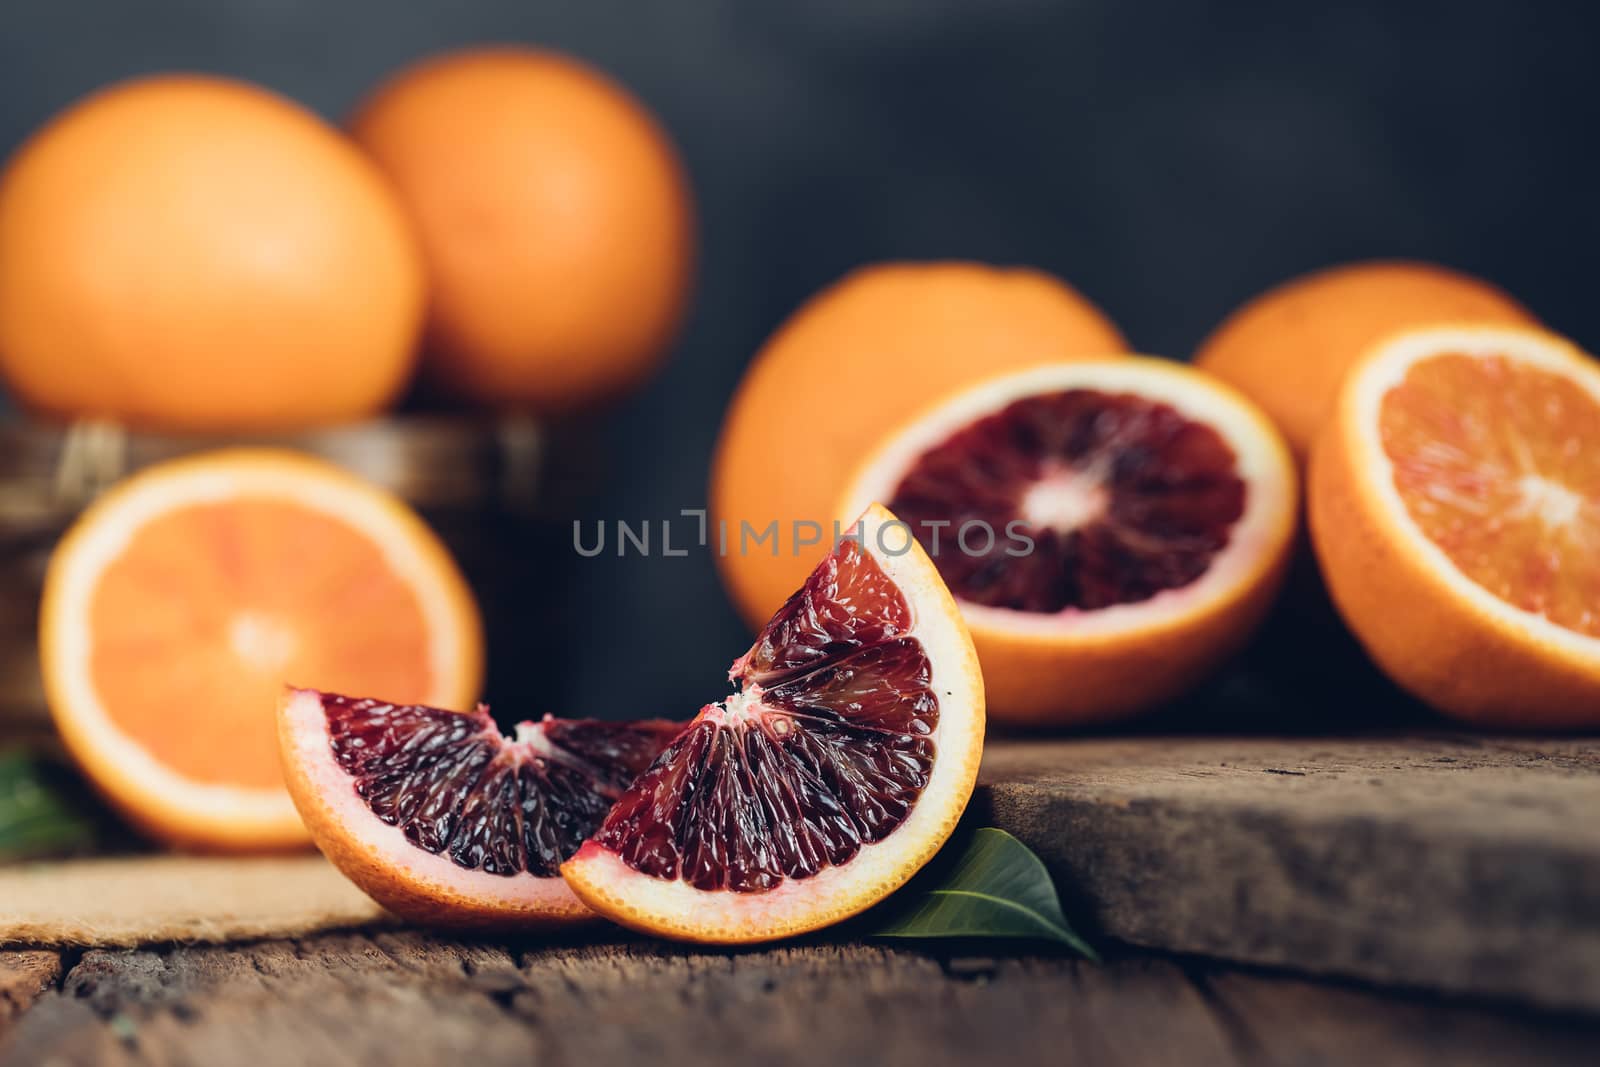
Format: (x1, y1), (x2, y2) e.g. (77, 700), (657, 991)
(837, 358), (1298, 725)
(1310, 324), (1600, 727)
(38, 449), (483, 849)
(278, 688), (680, 925)
(561, 504), (985, 944)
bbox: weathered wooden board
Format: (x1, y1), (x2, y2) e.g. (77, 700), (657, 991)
(978, 734), (1600, 1012)
(2, 933), (1596, 1067)
(0, 952), (58, 1028)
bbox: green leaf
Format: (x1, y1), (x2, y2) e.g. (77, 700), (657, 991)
(873, 827), (1097, 959)
(0, 748), (98, 863)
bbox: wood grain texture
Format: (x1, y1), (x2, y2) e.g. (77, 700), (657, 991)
(0, 951), (59, 1032)
(977, 734), (1600, 1011)
(1, 932), (1596, 1067)
(0, 855), (390, 947)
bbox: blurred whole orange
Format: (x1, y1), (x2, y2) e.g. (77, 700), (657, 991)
(350, 47), (695, 412)
(711, 261), (1127, 630)
(1194, 260), (1537, 461)
(0, 75), (425, 431)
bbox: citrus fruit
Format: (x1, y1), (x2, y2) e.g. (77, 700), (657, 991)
(712, 261), (1127, 631)
(561, 504), (985, 943)
(838, 358), (1297, 725)
(1195, 260), (1536, 461)
(0, 75), (424, 431)
(38, 449), (483, 849)
(1310, 324), (1600, 727)
(278, 688), (680, 926)
(350, 47), (694, 413)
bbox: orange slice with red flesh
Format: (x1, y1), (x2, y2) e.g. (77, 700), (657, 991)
(38, 449), (483, 848)
(1311, 324), (1600, 727)
(279, 688), (680, 926)
(560, 504), (985, 944)
(837, 358), (1298, 725)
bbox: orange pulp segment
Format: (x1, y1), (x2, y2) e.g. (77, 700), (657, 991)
(89, 499), (435, 788)
(1381, 352), (1600, 637)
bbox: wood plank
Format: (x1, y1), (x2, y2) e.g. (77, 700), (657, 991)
(1, 933), (1595, 1066)
(977, 735), (1600, 1012)
(0, 855), (389, 946)
(0, 950), (60, 1037)
(1198, 965), (1600, 1067)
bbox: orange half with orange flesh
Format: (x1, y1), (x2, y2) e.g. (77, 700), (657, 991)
(39, 449), (483, 848)
(1311, 325), (1600, 726)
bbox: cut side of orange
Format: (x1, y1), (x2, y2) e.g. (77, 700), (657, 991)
(1311, 325), (1600, 726)
(40, 449), (483, 848)
(278, 688), (680, 928)
(562, 504), (985, 943)
(836, 358), (1298, 725)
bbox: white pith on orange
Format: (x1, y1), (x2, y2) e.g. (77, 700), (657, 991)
(39, 449), (483, 849)
(1310, 324), (1600, 727)
(838, 358), (1299, 725)
(277, 688), (593, 927)
(560, 504), (986, 944)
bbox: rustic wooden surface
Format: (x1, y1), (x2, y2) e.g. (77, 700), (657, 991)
(1, 735), (1597, 1061)
(0, 932), (1596, 1067)
(978, 734), (1600, 1012)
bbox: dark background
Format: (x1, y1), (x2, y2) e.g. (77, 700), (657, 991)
(2, 1), (1597, 722)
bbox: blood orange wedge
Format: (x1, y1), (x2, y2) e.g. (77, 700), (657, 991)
(38, 449), (483, 850)
(1311, 325), (1600, 727)
(278, 688), (680, 925)
(561, 504), (985, 944)
(837, 358), (1298, 725)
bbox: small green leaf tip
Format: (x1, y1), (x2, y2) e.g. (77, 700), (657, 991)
(873, 827), (1097, 960)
